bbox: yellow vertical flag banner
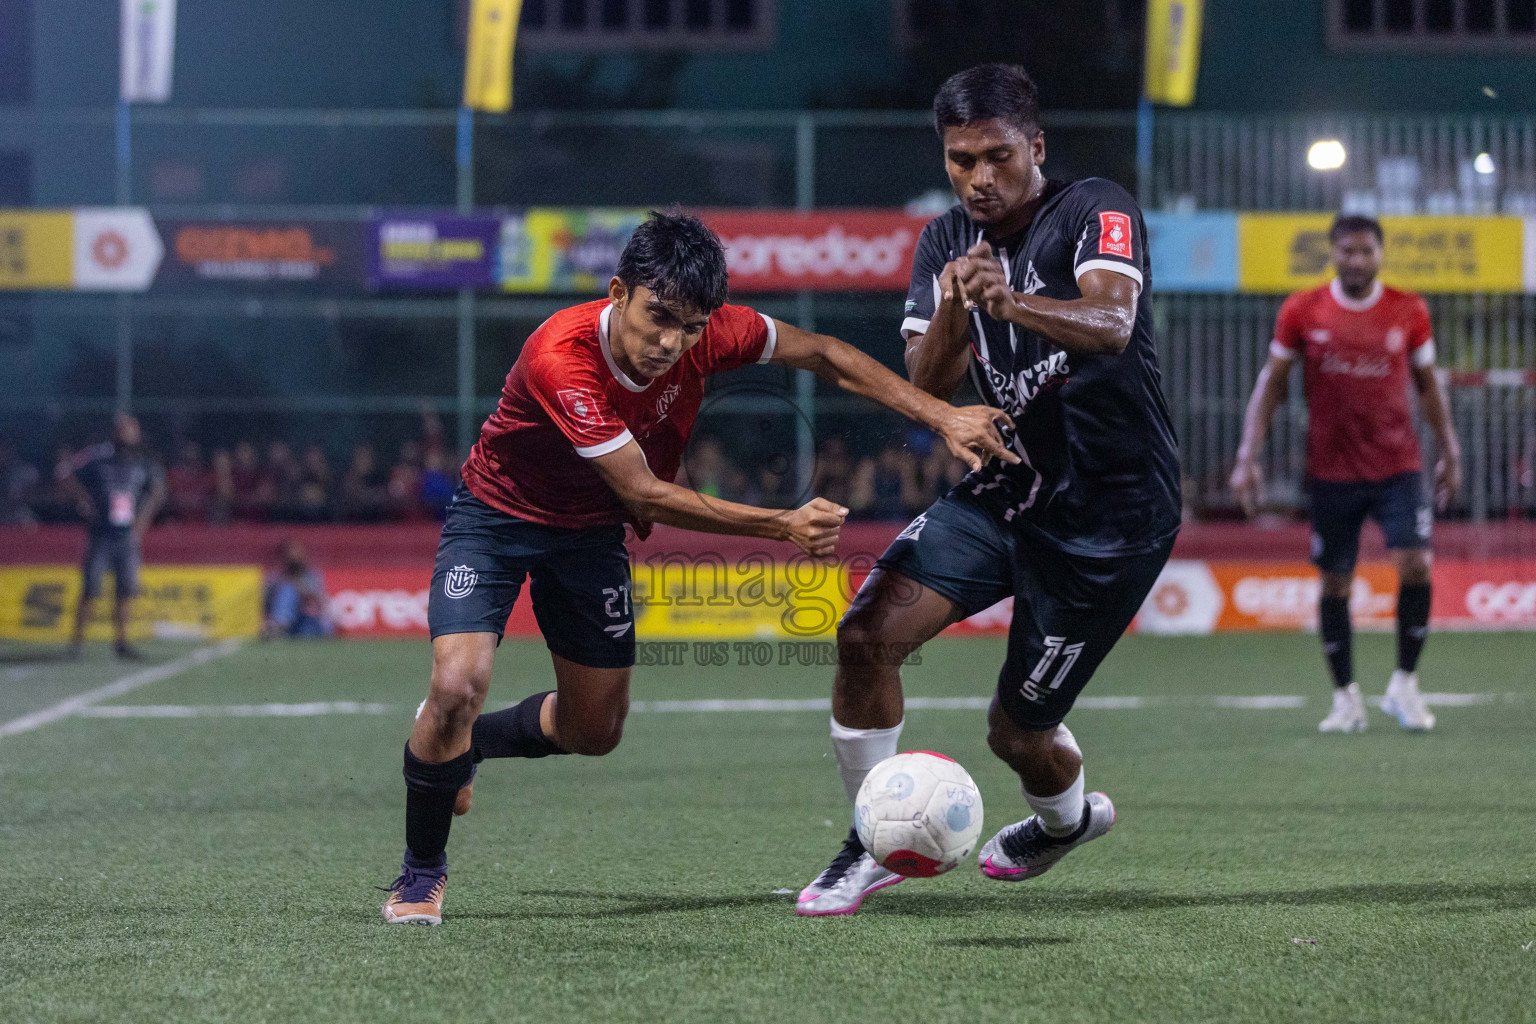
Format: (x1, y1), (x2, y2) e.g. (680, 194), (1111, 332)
(463, 0), (522, 113)
(1144, 0), (1203, 107)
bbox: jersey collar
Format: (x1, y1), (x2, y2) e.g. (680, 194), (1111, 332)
(1329, 278), (1383, 312)
(599, 303), (653, 393)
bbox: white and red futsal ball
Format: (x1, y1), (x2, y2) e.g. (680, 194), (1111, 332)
(854, 751), (984, 877)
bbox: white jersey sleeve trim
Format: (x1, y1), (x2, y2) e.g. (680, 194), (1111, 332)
(1269, 340), (1300, 361)
(575, 429), (634, 459)
(756, 313), (778, 364)
(1074, 258), (1144, 288)
(900, 317), (931, 339)
(1413, 338), (1437, 368)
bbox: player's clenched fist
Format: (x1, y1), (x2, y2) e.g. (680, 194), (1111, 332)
(955, 241), (1021, 322)
(784, 497), (848, 558)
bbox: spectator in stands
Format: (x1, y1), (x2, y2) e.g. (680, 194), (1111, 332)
(294, 445), (332, 521)
(230, 441), (267, 520)
(166, 441), (217, 522)
(922, 446), (969, 500)
(388, 440), (425, 520)
(208, 448), (235, 525)
(338, 444), (389, 522)
(813, 435), (855, 511)
(263, 441), (302, 520)
(849, 445), (925, 520)
(262, 538), (332, 638)
(419, 447), (456, 521)
(0, 437), (39, 526)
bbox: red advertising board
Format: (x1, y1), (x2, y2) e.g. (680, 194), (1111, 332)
(698, 210), (931, 292)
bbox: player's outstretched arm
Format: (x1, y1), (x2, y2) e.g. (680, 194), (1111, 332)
(954, 241), (1139, 356)
(903, 260), (975, 399)
(768, 319), (1019, 473)
(588, 439), (846, 557)
(1229, 353), (1294, 517)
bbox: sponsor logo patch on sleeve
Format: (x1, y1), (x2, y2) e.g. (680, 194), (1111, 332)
(557, 388), (606, 426)
(1098, 212), (1133, 259)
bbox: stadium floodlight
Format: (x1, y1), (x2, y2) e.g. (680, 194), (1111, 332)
(1473, 152), (1496, 175)
(1307, 140), (1347, 171)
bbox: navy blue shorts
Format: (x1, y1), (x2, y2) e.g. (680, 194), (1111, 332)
(81, 528), (140, 601)
(1308, 472), (1431, 575)
(873, 492), (1175, 731)
(428, 484), (635, 669)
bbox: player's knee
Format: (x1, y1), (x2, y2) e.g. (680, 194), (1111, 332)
(426, 663), (491, 732)
(1398, 552), (1432, 586)
(1320, 571), (1353, 600)
(564, 713), (625, 756)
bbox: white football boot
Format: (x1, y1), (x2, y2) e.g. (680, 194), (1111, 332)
(978, 791), (1115, 881)
(1318, 682), (1368, 733)
(1380, 670), (1436, 731)
(796, 827), (903, 917)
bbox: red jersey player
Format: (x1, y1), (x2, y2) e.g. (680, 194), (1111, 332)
(381, 211), (1017, 924)
(1231, 215), (1462, 735)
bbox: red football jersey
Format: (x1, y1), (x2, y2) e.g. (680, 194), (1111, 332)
(461, 299), (777, 534)
(1271, 279), (1435, 483)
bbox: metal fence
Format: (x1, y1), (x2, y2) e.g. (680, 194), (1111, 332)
(1151, 111), (1536, 213)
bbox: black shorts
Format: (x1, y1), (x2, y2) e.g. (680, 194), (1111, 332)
(81, 529), (140, 601)
(1309, 472), (1431, 575)
(873, 492), (1174, 731)
(428, 484), (635, 669)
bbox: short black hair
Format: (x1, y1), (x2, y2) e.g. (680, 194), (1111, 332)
(616, 210), (730, 313)
(933, 64), (1041, 140)
(1329, 214), (1383, 244)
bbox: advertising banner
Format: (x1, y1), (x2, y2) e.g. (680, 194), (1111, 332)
(0, 565), (261, 642)
(1144, 0), (1203, 107)
(1432, 560), (1536, 629)
(73, 208), (164, 291)
(156, 220), (367, 288)
(369, 215), (499, 290)
(702, 210), (931, 292)
(120, 0), (177, 103)
(0, 210), (73, 290)
(1238, 214), (1526, 294)
(1145, 211), (1237, 291)
(499, 208), (648, 293)
(463, 0), (523, 113)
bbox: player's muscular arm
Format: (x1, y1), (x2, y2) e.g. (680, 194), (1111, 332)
(955, 242), (1139, 356)
(1412, 362), (1463, 508)
(770, 319), (1018, 472)
(588, 440), (846, 557)
(903, 261), (975, 400)
(1229, 353), (1294, 517)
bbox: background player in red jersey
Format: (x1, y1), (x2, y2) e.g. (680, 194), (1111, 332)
(1231, 215), (1462, 734)
(381, 211), (1015, 924)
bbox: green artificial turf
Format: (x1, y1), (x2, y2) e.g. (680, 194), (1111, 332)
(1, 632), (1532, 1023)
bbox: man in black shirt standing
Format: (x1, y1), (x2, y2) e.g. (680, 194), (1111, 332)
(58, 413), (165, 659)
(797, 64), (1182, 916)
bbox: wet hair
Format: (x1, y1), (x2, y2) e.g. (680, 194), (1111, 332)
(1329, 214), (1384, 244)
(933, 63), (1042, 140)
(616, 210), (730, 313)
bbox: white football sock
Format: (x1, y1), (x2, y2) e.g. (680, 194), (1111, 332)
(829, 716), (904, 802)
(1023, 767), (1086, 837)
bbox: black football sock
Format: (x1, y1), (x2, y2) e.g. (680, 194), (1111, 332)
(402, 743), (475, 871)
(470, 691), (566, 760)
(1318, 595), (1353, 688)
(1396, 583), (1432, 673)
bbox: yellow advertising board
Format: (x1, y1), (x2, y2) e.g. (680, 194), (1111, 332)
(0, 210), (74, 290)
(1238, 214), (1525, 293)
(0, 566), (263, 642)
(630, 558), (850, 639)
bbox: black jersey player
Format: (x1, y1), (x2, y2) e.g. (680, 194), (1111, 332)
(797, 64), (1181, 916)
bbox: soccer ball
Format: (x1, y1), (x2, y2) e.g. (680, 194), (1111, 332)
(854, 751), (984, 877)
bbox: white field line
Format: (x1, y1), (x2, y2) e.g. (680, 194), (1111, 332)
(37, 691), (1514, 723)
(0, 639), (244, 738)
(80, 701), (393, 719)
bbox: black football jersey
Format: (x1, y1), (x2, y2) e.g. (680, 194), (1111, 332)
(902, 178), (1181, 556)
